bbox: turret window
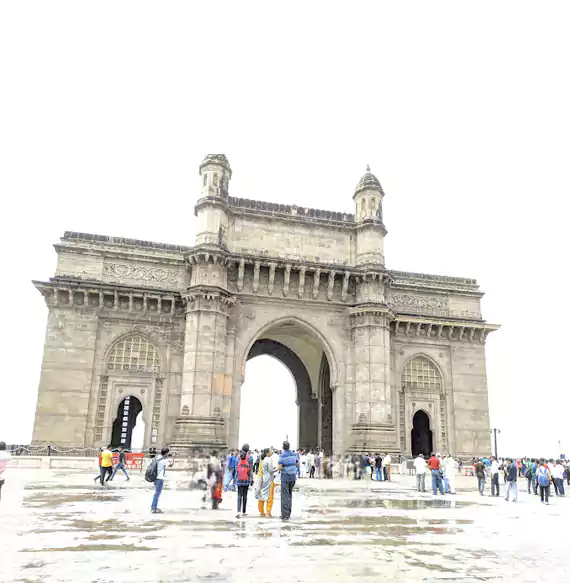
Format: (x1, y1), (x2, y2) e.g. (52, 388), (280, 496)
(203, 174), (207, 186)
(213, 173), (219, 186)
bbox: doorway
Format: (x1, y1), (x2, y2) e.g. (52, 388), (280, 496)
(111, 396), (143, 449)
(411, 410), (433, 457)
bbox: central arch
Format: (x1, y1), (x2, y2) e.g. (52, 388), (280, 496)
(111, 396), (143, 449)
(411, 410), (432, 457)
(235, 317), (337, 454)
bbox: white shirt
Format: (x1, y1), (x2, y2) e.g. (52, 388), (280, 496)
(156, 455), (172, 480)
(384, 455), (392, 466)
(552, 464), (564, 480)
(490, 461), (500, 476)
(0, 451), (10, 480)
(414, 457), (427, 474)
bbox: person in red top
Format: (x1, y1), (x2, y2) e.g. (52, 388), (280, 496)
(428, 453), (445, 495)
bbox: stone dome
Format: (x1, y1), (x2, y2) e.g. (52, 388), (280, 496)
(199, 154), (232, 178)
(354, 165), (384, 198)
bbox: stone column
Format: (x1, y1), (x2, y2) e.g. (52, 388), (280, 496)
(349, 304), (395, 453)
(172, 288), (234, 454)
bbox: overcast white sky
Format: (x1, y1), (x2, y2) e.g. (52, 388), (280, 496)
(1, 2), (568, 457)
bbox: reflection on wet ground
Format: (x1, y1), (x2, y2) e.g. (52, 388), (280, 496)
(1, 470), (569, 582)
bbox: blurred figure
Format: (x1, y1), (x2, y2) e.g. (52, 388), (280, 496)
(110, 447), (130, 482)
(256, 447), (276, 517)
(414, 454), (427, 492)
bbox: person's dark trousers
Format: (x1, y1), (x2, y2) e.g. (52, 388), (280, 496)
(555, 478), (565, 496)
(539, 484), (550, 503)
(431, 472), (445, 495)
(100, 466), (112, 485)
(383, 467), (388, 481)
(491, 473), (500, 497)
(281, 473), (296, 519)
(309, 466), (315, 479)
(527, 475), (533, 494)
(0, 479), (4, 502)
(237, 485), (248, 514)
(552, 478), (559, 496)
(533, 475), (539, 495)
(477, 476), (485, 495)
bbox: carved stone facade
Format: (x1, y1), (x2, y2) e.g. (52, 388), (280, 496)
(32, 155), (499, 458)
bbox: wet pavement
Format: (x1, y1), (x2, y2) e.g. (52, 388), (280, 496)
(1, 469), (568, 582)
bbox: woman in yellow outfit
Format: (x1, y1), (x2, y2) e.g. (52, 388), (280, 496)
(256, 448), (275, 517)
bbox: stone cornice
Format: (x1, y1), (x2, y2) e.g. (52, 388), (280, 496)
(392, 314), (500, 343)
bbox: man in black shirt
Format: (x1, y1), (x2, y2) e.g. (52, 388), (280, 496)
(110, 447), (130, 482)
(375, 454), (383, 481)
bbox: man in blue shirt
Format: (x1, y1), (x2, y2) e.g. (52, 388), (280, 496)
(224, 449), (237, 492)
(278, 441), (299, 520)
(504, 458), (518, 503)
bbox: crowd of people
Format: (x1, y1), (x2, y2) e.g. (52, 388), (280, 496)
(472, 456), (568, 504)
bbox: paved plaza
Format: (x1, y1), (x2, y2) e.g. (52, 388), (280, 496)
(1, 468), (568, 582)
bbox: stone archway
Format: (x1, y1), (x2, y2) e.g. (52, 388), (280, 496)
(411, 410), (433, 457)
(111, 396), (143, 449)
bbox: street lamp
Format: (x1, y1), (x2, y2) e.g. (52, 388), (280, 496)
(490, 428), (501, 458)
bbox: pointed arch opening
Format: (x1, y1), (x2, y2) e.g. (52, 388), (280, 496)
(111, 396), (143, 449)
(411, 410), (433, 457)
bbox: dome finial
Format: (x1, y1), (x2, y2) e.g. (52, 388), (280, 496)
(366, 164), (370, 172)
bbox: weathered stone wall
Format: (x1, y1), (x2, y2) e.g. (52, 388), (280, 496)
(229, 214), (355, 265)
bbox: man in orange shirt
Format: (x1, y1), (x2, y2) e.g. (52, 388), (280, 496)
(428, 452), (445, 495)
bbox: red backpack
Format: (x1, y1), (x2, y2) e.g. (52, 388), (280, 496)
(237, 458), (250, 482)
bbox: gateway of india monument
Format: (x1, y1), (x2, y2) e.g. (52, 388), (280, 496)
(32, 155), (499, 458)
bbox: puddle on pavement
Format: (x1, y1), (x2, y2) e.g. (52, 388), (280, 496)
(24, 492), (122, 508)
(20, 543), (153, 552)
(336, 498), (474, 509)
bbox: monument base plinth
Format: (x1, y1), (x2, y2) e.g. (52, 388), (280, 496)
(170, 415), (227, 456)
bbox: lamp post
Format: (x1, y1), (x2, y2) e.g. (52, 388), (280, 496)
(490, 428), (501, 459)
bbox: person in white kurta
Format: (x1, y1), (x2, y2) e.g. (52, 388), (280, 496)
(443, 455), (458, 494)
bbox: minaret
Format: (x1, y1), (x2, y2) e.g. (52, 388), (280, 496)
(194, 154), (232, 247)
(353, 165), (387, 266)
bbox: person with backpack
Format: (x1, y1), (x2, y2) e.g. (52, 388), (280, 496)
(235, 449), (253, 518)
(536, 459), (551, 505)
(145, 447), (173, 514)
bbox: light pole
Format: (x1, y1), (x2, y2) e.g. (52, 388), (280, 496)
(490, 428), (501, 459)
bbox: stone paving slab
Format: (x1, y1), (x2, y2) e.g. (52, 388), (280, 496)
(0, 470), (568, 582)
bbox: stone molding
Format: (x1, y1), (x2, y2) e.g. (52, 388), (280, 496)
(103, 262), (178, 286)
(391, 316), (499, 343)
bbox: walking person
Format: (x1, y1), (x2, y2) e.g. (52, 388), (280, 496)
(99, 445), (114, 487)
(536, 460), (551, 505)
(475, 458), (487, 496)
(414, 454), (427, 492)
(504, 458), (518, 502)
(256, 448), (276, 517)
(0, 441), (11, 503)
(428, 452), (445, 495)
(148, 447), (173, 513)
(109, 447), (130, 482)
(235, 449), (253, 518)
(278, 440), (298, 520)
(525, 458), (535, 494)
(490, 456), (500, 497)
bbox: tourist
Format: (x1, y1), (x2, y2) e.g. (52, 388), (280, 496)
(525, 458), (535, 494)
(443, 455), (458, 494)
(0, 441), (10, 502)
(256, 448), (276, 517)
(427, 452), (445, 495)
(308, 450), (316, 478)
(552, 460), (565, 497)
(548, 459), (559, 496)
(150, 447), (173, 514)
(475, 458), (486, 496)
(375, 453), (383, 481)
(109, 447), (130, 482)
(490, 456), (500, 497)
(536, 459), (551, 505)
(300, 450), (308, 478)
(93, 447), (103, 483)
(413, 453), (427, 492)
(278, 440), (298, 520)
(315, 450), (322, 478)
(99, 445), (114, 487)
(383, 453), (392, 482)
(236, 448), (253, 518)
(504, 458), (518, 502)
(224, 449), (237, 492)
